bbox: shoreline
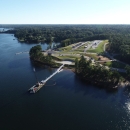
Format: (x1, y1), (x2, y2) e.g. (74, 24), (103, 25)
(32, 59), (130, 89)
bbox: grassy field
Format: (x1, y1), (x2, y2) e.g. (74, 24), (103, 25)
(72, 49), (84, 53)
(52, 55), (79, 61)
(87, 40), (108, 53)
(105, 61), (127, 69)
(59, 46), (72, 51)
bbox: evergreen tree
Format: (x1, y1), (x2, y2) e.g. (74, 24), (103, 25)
(75, 58), (79, 73)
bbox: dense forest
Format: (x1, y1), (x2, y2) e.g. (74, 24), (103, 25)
(75, 56), (122, 88)
(1, 24), (130, 64)
(1, 25), (130, 43)
(2, 24), (111, 44)
(108, 35), (130, 64)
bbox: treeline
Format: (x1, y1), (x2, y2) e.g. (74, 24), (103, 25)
(75, 56), (122, 88)
(2, 24), (130, 63)
(3, 24), (130, 46)
(6, 25), (110, 44)
(108, 35), (130, 64)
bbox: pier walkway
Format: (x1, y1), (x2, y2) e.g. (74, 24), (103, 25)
(41, 64), (64, 83)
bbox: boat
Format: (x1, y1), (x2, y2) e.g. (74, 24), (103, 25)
(28, 80), (46, 93)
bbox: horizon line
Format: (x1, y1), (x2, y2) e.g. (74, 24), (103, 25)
(0, 23), (130, 25)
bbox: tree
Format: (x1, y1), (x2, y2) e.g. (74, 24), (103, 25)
(78, 55), (86, 74)
(125, 65), (130, 78)
(75, 58), (79, 73)
(29, 45), (42, 60)
(45, 55), (52, 64)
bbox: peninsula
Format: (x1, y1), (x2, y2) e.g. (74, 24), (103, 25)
(2, 24), (130, 88)
(29, 39), (130, 89)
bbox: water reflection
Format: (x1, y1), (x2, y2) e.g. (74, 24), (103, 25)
(1, 33), (130, 130)
(73, 74), (118, 97)
(123, 85), (130, 98)
(125, 101), (130, 111)
(123, 86), (130, 114)
(8, 58), (30, 69)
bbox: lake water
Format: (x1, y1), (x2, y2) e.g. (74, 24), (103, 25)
(0, 33), (130, 130)
(0, 28), (12, 32)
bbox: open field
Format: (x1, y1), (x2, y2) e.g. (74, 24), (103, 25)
(59, 46), (72, 51)
(72, 49), (84, 53)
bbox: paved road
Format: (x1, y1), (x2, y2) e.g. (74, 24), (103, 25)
(55, 61), (74, 65)
(72, 42), (87, 50)
(84, 40), (102, 53)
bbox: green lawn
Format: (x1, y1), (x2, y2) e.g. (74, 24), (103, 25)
(59, 42), (82, 51)
(72, 49), (83, 53)
(59, 46), (72, 51)
(87, 40), (108, 53)
(52, 55), (79, 61)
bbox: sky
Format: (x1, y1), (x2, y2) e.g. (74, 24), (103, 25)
(0, 0), (130, 24)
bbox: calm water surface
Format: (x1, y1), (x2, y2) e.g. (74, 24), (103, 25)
(0, 33), (130, 130)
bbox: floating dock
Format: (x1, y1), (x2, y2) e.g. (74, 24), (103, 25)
(28, 64), (64, 93)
